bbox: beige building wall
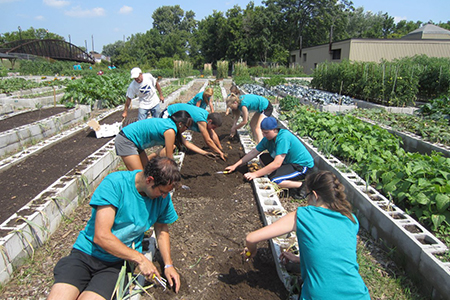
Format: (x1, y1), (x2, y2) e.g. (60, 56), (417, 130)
(291, 39), (450, 75)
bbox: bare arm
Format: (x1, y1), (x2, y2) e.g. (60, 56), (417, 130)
(230, 107), (248, 136)
(225, 148), (261, 172)
(163, 129), (176, 159)
(244, 154), (285, 181)
(198, 122), (224, 156)
(246, 211), (297, 259)
(154, 222), (180, 293)
(93, 206), (160, 278)
(122, 96), (132, 119)
(208, 96), (214, 113)
(156, 82), (164, 103)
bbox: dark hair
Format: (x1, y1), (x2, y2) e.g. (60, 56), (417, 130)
(144, 156), (181, 187)
(207, 113), (222, 127)
(169, 110), (193, 149)
(305, 171), (356, 223)
(230, 85), (240, 95)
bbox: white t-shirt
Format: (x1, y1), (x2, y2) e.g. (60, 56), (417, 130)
(126, 73), (160, 109)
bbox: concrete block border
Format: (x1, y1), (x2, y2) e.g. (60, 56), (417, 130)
(236, 128), (299, 299)
(0, 105), (91, 157)
(273, 113), (450, 299)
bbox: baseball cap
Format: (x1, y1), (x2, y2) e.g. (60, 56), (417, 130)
(260, 117), (278, 130)
(130, 67), (142, 79)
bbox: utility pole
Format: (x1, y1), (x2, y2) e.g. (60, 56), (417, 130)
(91, 35), (94, 54)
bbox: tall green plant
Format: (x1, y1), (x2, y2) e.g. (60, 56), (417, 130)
(216, 61), (229, 79)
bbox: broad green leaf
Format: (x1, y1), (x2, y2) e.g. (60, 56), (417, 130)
(415, 192), (430, 205)
(435, 194), (450, 212)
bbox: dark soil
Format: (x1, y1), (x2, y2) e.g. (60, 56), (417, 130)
(0, 107), (71, 132)
(146, 112), (290, 299)
(0, 108), (138, 225)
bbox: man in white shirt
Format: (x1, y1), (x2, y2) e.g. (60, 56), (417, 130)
(122, 67), (165, 121)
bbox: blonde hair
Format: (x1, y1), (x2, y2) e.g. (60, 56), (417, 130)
(204, 88), (213, 97)
(226, 93), (240, 108)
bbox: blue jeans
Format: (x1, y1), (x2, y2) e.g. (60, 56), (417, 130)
(138, 103), (161, 120)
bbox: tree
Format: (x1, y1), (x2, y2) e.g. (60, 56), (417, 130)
(0, 27), (64, 45)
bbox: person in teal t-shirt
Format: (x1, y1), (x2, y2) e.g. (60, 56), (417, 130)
(164, 103), (226, 161)
(244, 171), (371, 300)
(187, 88), (214, 112)
(48, 157), (183, 300)
(115, 110), (215, 171)
(226, 92), (273, 143)
(226, 117), (314, 196)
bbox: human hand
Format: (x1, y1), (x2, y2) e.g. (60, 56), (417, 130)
(160, 96), (165, 103)
(224, 165), (236, 173)
(137, 257), (161, 281)
(244, 172), (258, 181)
(279, 251), (300, 264)
(121, 111), (127, 119)
(164, 265), (180, 293)
(204, 152), (219, 159)
(220, 152), (228, 161)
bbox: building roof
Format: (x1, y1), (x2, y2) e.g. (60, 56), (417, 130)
(402, 24), (450, 40)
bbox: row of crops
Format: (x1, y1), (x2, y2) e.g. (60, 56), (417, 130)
(278, 102), (450, 246)
(311, 55), (450, 107)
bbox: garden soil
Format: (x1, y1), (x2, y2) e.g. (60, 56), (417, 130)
(0, 80), (425, 299)
(0, 108), (137, 226)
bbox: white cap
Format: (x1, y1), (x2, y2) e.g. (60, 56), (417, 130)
(130, 67), (142, 79)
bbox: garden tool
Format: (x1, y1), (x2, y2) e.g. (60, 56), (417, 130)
(216, 170), (231, 174)
(152, 274), (167, 291)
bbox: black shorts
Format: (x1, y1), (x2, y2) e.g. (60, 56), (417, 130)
(53, 248), (125, 299)
(259, 153), (312, 184)
(262, 102), (273, 117)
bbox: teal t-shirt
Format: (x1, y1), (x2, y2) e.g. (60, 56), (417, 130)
(256, 129), (314, 168)
(122, 118), (177, 150)
(296, 206), (370, 300)
(239, 94), (269, 112)
(187, 92), (208, 109)
(167, 103), (208, 132)
(74, 170), (178, 262)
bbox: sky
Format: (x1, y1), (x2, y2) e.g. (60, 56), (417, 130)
(1, 0), (449, 54)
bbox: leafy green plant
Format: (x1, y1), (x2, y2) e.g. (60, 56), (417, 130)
(279, 95), (300, 111)
(61, 73), (129, 108)
(283, 106), (450, 230)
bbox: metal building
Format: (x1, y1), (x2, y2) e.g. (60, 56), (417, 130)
(290, 24), (450, 75)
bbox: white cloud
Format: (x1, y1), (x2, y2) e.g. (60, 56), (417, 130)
(394, 16), (407, 24)
(119, 5), (132, 14)
(43, 0), (70, 8)
(35, 15), (45, 20)
(64, 6), (106, 18)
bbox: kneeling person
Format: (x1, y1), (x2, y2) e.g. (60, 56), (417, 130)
(47, 157), (181, 300)
(225, 117), (314, 195)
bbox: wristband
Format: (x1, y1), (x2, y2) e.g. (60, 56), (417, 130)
(164, 264), (173, 269)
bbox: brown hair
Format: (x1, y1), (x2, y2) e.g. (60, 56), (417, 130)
(305, 171), (356, 223)
(226, 93), (240, 108)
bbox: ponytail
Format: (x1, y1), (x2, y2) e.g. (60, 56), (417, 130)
(305, 171), (356, 223)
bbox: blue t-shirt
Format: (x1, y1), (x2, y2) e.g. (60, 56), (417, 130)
(239, 94), (269, 112)
(122, 118), (177, 150)
(296, 206), (370, 300)
(256, 129), (314, 168)
(74, 170), (178, 262)
(167, 103), (208, 132)
(187, 91), (208, 109)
